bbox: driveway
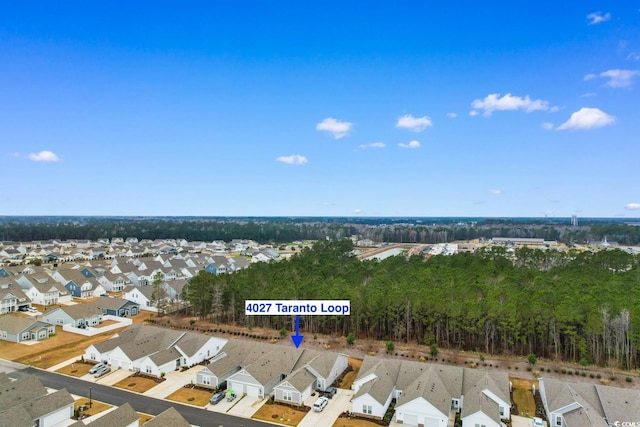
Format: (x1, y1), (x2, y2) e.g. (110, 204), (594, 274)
(226, 394), (268, 418)
(298, 389), (353, 427)
(513, 415), (534, 427)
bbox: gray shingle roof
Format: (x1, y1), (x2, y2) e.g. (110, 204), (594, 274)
(144, 407), (191, 427)
(85, 402), (139, 427)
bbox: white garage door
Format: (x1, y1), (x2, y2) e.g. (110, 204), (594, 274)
(404, 413), (418, 426)
(228, 381), (245, 395)
(246, 385), (260, 397)
(424, 416), (439, 427)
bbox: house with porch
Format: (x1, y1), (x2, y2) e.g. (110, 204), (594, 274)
(0, 315), (55, 342)
(94, 296), (139, 317)
(0, 279), (31, 313)
(42, 303), (104, 328)
(84, 324), (227, 375)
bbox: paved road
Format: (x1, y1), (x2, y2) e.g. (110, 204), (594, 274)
(13, 367), (271, 427)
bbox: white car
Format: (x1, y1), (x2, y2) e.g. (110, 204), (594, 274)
(313, 396), (329, 412)
(27, 307), (38, 313)
(532, 417), (545, 427)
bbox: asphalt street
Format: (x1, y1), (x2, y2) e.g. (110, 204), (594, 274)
(11, 367), (272, 427)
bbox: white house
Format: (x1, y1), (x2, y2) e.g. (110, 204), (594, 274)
(123, 285), (156, 311)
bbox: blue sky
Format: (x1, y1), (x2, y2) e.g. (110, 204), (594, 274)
(1, 1), (639, 217)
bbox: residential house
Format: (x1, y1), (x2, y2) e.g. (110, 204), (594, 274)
(144, 407), (191, 427)
(226, 346), (305, 398)
(15, 275), (70, 306)
(42, 303), (104, 328)
(97, 271), (131, 292)
(122, 285), (156, 311)
(84, 324), (227, 376)
(0, 373), (74, 427)
(0, 315), (55, 342)
(52, 270), (106, 298)
(273, 350), (348, 405)
(94, 296), (139, 317)
(460, 369), (510, 427)
(0, 279), (31, 313)
(196, 340), (272, 389)
(539, 378), (640, 427)
(83, 402), (139, 427)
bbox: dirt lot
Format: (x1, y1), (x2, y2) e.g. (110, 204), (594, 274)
(165, 385), (212, 407)
(511, 377), (538, 417)
(113, 375), (162, 393)
(253, 402), (308, 426)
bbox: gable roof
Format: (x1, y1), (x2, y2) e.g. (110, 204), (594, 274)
(85, 402), (138, 427)
(0, 315), (52, 335)
(144, 407), (191, 427)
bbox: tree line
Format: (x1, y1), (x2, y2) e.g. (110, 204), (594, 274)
(1, 217), (640, 245)
(183, 240), (640, 369)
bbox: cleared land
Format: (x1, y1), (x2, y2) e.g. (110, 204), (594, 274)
(253, 402), (308, 426)
(511, 377), (538, 417)
(165, 386), (212, 407)
(7, 328), (126, 369)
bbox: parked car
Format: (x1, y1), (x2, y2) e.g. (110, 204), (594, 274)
(313, 396), (329, 412)
(323, 386), (337, 399)
(88, 363), (106, 374)
(209, 392), (225, 405)
(18, 306), (28, 312)
(27, 307), (38, 313)
(94, 366), (111, 378)
(532, 418), (545, 427)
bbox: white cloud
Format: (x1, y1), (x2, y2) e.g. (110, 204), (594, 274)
(276, 154), (308, 165)
(549, 106), (560, 112)
(587, 11), (611, 25)
(358, 142), (386, 149)
(27, 150), (60, 162)
(398, 140), (421, 149)
(489, 189), (502, 195)
(469, 110), (478, 117)
(541, 122), (554, 130)
(396, 114), (433, 132)
(628, 53), (640, 61)
(625, 203), (640, 210)
(584, 73), (597, 81)
(353, 208), (362, 214)
(595, 69), (639, 88)
(446, 112), (457, 118)
(470, 93), (549, 116)
(316, 117), (353, 139)
(557, 107), (616, 130)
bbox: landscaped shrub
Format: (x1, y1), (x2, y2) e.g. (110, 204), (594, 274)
(596, 373), (602, 379)
(590, 373), (595, 378)
(561, 369), (567, 374)
(626, 377), (633, 383)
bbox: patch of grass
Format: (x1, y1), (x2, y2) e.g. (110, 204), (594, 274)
(510, 377), (538, 416)
(332, 417), (382, 427)
(74, 398), (112, 418)
(253, 402), (308, 426)
(340, 357), (362, 390)
(57, 361), (93, 377)
(165, 386), (212, 407)
(138, 412), (154, 424)
(113, 376), (159, 393)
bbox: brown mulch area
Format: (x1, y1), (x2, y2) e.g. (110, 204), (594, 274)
(56, 361), (94, 377)
(511, 377), (538, 417)
(339, 357), (362, 389)
(333, 416), (383, 427)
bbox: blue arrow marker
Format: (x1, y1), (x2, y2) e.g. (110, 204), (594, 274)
(291, 315), (304, 348)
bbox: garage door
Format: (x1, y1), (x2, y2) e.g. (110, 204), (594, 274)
(404, 414), (418, 426)
(424, 417), (439, 427)
(228, 381), (245, 395)
(246, 385), (260, 397)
